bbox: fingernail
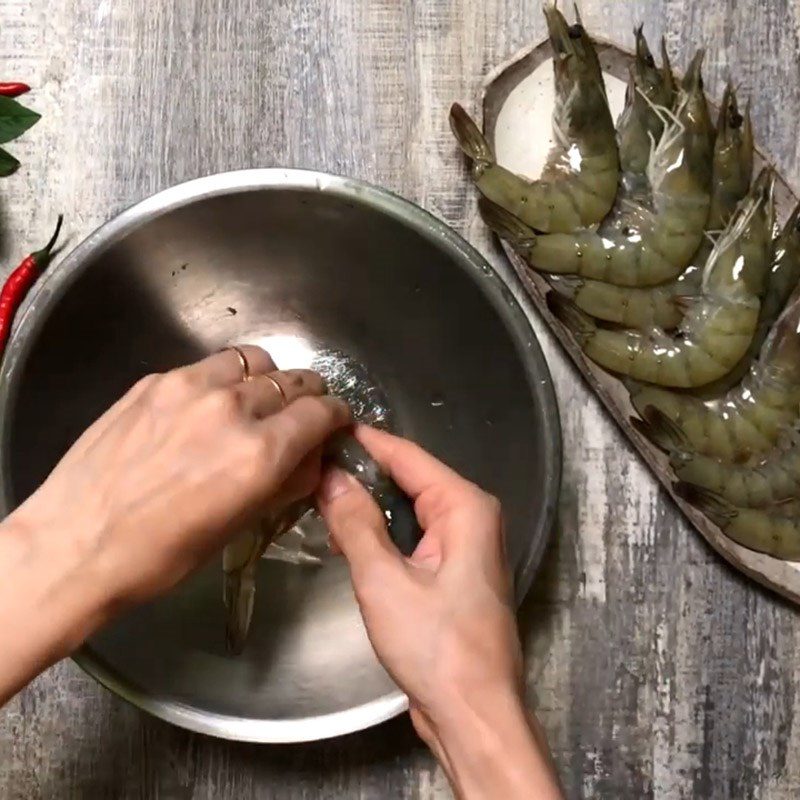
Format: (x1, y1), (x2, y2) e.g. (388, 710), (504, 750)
(411, 551), (441, 572)
(319, 468), (354, 503)
(329, 397), (352, 424)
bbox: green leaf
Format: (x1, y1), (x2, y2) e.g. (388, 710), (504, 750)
(0, 148), (20, 176)
(0, 96), (40, 144)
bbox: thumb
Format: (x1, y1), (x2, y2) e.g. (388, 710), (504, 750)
(316, 468), (402, 579)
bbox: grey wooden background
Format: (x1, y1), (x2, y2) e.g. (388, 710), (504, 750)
(1, 0), (799, 798)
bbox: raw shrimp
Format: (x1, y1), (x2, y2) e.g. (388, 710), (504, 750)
(548, 168), (775, 387)
(676, 483), (800, 559)
(223, 501), (309, 654)
(222, 433), (422, 653)
(557, 84), (753, 328)
(690, 201), (800, 398)
(630, 210), (800, 459)
(616, 27), (676, 184)
(666, 429), (800, 508)
(449, 4), (618, 233)
(481, 52), (714, 287)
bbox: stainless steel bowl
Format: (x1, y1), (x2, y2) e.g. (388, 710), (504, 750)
(0, 169), (561, 742)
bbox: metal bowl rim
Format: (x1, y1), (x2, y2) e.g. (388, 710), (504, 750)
(0, 168), (562, 743)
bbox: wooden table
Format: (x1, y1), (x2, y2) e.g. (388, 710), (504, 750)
(1, 1), (799, 797)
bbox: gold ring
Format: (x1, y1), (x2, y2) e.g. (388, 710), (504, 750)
(265, 373), (288, 408)
(227, 345), (251, 382)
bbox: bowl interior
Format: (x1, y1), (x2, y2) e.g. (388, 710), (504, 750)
(3, 176), (558, 739)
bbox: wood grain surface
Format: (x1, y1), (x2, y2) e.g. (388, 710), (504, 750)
(1, 1), (799, 798)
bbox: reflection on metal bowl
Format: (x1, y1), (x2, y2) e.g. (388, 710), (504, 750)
(0, 169), (561, 742)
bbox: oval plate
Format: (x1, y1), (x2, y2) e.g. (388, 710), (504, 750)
(479, 41), (800, 605)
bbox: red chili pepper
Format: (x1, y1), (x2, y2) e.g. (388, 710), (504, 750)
(0, 82), (31, 98)
(0, 215), (63, 354)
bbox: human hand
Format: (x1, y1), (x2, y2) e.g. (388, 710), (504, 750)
(317, 426), (563, 799)
(12, 346), (350, 608)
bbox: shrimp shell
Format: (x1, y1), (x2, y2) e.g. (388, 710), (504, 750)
(548, 169), (775, 388)
(676, 483), (800, 559)
(449, 5), (618, 234)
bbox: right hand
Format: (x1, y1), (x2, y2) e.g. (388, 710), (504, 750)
(316, 425), (522, 742)
(317, 427), (563, 799)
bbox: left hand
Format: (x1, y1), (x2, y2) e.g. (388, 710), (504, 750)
(0, 346), (351, 703)
(9, 346), (350, 608)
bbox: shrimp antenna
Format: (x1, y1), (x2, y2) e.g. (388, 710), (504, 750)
(639, 89), (683, 149)
(645, 94), (687, 192)
(727, 76), (744, 96)
(636, 83), (683, 131)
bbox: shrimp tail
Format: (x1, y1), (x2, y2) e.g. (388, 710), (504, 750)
(222, 501), (309, 654)
(224, 566), (258, 654)
(224, 571), (255, 654)
(674, 482), (737, 526)
(623, 376), (644, 395)
(637, 405), (690, 452)
(547, 274), (583, 299)
(630, 414), (655, 444)
(546, 292), (597, 345)
(223, 529), (267, 654)
(449, 103), (494, 164)
(673, 294), (698, 313)
(479, 198), (537, 248)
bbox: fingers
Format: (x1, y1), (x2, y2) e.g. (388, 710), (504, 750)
(178, 345), (276, 389)
(354, 425), (500, 535)
(352, 425), (466, 500)
(236, 369), (326, 419)
(317, 468), (403, 581)
(258, 395), (351, 476)
(268, 448), (323, 511)
(74, 348), (278, 452)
